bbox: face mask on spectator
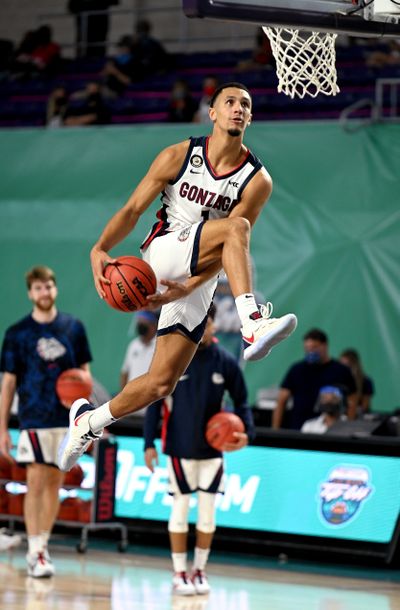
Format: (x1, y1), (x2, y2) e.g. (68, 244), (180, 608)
(136, 322), (152, 337)
(305, 350), (321, 364)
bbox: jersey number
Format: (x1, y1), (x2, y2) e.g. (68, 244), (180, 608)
(201, 210), (210, 221)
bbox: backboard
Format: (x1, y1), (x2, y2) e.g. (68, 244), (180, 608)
(183, 0), (400, 37)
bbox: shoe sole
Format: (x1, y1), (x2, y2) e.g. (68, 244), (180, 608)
(57, 400), (89, 472)
(27, 568), (54, 578)
(243, 314), (297, 362)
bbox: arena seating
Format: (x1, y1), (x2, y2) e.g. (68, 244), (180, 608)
(0, 44), (399, 127)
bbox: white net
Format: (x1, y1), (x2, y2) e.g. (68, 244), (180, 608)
(263, 26), (339, 99)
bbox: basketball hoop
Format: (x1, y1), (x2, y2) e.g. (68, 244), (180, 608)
(263, 26), (340, 99)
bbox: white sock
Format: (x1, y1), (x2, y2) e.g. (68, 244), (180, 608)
(172, 552), (187, 573)
(235, 293), (260, 327)
(193, 546), (210, 571)
(28, 535), (43, 555)
(88, 402), (117, 434)
(41, 531), (50, 549)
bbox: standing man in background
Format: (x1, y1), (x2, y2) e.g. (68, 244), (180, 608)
(0, 266), (92, 577)
(144, 306), (254, 595)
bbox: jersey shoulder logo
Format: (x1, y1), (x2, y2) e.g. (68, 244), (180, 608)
(190, 154), (203, 168)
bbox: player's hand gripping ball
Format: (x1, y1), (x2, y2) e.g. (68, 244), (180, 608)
(205, 412), (245, 452)
(103, 255), (157, 312)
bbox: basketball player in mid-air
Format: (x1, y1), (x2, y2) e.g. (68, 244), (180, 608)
(58, 82), (297, 471)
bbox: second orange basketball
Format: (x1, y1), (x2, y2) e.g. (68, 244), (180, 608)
(103, 255), (157, 312)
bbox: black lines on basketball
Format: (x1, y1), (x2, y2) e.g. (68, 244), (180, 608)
(102, 256), (157, 313)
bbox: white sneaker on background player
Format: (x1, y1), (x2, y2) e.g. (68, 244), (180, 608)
(26, 551), (55, 578)
(241, 303), (297, 361)
(0, 529), (21, 551)
(57, 399), (102, 472)
(192, 569), (211, 594)
(172, 572), (196, 596)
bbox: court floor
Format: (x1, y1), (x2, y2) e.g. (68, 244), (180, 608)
(1, 539), (400, 610)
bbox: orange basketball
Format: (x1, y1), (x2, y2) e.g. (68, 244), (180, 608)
(205, 412), (245, 452)
(56, 368), (93, 408)
(103, 255), (157, 312)
(64, 464), (84, 487)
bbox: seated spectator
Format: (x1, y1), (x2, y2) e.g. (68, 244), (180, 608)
(168, 79), (197, 123)
(236, 27), (274, 72)
(193, 75), (219, 124)
(101, 35), (136, 96)
(63, 81), (110, 126)
(11, 25), (61, 79)
(272, 328), (357, 430)
(301, 386), (345, 434)
(366, 40), (400, 68)
(339, 349), (374, 414)
(46, 86), (69, 128)
(101, 21), (169, 95)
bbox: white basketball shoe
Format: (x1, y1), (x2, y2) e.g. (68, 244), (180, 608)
(172, 572), (196, 596)
(192, 569), (211, 594)
(242, 303), (297, 362)
(26, 551), (54, 578)
(0, 529), (21, 551)
(57, 399), (102, 472)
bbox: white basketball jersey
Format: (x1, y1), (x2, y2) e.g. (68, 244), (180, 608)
(141, 136), (263, 251)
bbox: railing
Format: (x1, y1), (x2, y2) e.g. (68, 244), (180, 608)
(37, 5), (256, 57)
(375, 78), (400, 120)
(339, 77), (400, 131)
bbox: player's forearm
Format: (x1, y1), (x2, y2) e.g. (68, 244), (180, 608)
(346, 393), (358, 420)
(271, 401), (285, 429)
(185, 261), (222, 293)
(0, 380), (16, 431)
(95, 206), (140, 252)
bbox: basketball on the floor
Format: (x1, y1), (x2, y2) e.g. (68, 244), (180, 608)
(56, 368), (93, 408)
(103, 255), (157, 312)
(205, 412), (245, 451)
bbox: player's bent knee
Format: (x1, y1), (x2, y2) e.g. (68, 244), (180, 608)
(228, 216), (251, 238)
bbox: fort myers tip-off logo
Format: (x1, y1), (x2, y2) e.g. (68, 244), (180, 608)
(319, 466), (373, 526)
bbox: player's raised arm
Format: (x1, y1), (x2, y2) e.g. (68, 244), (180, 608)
(91, 141), (190, 298)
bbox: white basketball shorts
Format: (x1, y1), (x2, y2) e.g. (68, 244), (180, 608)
(17, 428), (68, 467)
(167, 456), (225, 495)
(142, 221), (218, 343)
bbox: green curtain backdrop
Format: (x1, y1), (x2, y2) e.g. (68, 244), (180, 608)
(1, 122), (399, 411)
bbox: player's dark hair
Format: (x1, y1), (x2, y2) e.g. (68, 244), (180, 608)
(25, 265), (56, 289)
(303, 328), (328, 344)
(209, 82), (252, 107)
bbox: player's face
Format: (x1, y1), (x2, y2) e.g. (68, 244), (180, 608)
(28, 280), (57, 311)
(209, 88), (252, 136)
